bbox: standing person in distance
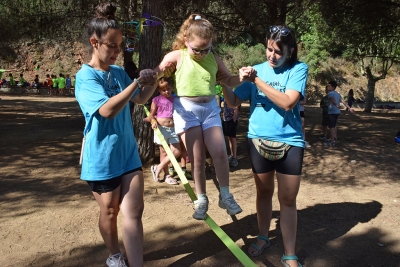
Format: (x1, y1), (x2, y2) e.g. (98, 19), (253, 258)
(221, 85), (240, 167)
(75, 3), (170, 267)
(154, 14), (255, 220)
(324, 81), (355, 146)
(222, 25), (307, 267)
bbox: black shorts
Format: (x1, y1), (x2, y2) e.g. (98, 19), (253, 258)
(87, 167), (142, 193)
(222, 120), (238, 138)
(246, 138), (304, 175)
(322, 113), (328, 126)
(300, 111), (305, 118)
(327, 114), (340, 129)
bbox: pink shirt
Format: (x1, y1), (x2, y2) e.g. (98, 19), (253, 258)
(153, 95), (174, 118)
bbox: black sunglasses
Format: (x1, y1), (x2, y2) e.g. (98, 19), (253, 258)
(270, 26), (291, 36)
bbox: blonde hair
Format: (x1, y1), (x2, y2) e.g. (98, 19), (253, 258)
(172, 14), (215, 50)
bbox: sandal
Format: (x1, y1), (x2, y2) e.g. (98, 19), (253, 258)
(281, 254), (303, 267)
(248, 235), (270, 257)
(209, 165), (216, 174)
(151, 165), (160, 182)
(164, 175), (178, 185)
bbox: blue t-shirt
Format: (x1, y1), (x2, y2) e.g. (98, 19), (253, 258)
(327, 90), (342, 114)
(75, 64), (141, 181)
(234, 61), (308, 148)
(66, 77), (72, 87)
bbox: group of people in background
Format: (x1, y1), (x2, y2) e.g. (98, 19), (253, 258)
(0, 70), (75, 96)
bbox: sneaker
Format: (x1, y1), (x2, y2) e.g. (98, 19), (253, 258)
(230, 157), (239, 167)
(228, 155), (233, 162)
(219, 193), (242, 215)
(106, 253), (128, 267)
(193, 197), (209, 220)
(184, 170), (192, 179)
(305, 141), (311, 148)
(324, 141), (335, 147)
(168, 167), (175, 176)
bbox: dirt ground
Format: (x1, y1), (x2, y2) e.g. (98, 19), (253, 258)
(1, 94), (399, 267)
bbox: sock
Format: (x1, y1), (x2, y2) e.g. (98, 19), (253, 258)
(111, 252), (121, 258)
(220, 186), (230, 197)
(197, 193), (207, 200)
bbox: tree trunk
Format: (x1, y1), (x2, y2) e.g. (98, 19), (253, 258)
(364, 77), (376, 113)
(132, 0), (164, 163)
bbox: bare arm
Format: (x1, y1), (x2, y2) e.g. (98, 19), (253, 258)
(215, 55), (242, 88)
(221, 85), (243, 108)
(253, 76), (301, 111)
(99, 69), (157, 119)
(143, 101), (158, 128)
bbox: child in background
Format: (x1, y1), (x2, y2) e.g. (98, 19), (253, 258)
(46, 74), (54, 95)
(222, 86), (240, 167)
(144, 77), (181, 185)
(52, 75), (58, 95)
(58, 73), (66, 95)
(155, 14), (254, 220)
(66, 74), (72, 89)
(9, 73), (16, 86)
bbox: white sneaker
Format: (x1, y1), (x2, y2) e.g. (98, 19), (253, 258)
(305, 141), (311, 148)
(106, 253), (128, 267)
(219, 193), (242, 215)
(193, 197), (209, 220)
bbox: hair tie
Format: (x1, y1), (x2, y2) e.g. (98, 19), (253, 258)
(194, 15), (201, 20)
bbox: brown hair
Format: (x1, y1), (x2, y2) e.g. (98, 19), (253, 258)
(158, 77), (174, 90)
(172, 14), (215, 50)
(87, 3), (120, 45)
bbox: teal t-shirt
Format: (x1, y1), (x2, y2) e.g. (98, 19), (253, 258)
(75, 64), (140, 181)
(234, 61), (308, 148)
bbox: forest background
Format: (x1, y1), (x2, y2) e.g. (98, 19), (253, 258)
(1, 0), (400, 161)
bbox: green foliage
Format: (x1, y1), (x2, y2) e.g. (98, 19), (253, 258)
(215, 43), (266, 73)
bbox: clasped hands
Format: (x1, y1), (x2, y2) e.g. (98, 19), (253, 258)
(239, 66), (257, 82)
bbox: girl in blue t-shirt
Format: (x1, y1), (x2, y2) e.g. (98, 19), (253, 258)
(222, 25), (307, 267)
(74, 3), (170, 267)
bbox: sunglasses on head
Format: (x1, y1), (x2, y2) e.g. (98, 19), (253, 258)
(270, 26), (291, 36)
(187, 42), (212, 55)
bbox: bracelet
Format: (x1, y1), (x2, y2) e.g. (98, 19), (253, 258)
(134, 78), (142, 89)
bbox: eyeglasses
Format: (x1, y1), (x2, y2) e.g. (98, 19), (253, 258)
(270, 26), (291, 36)
(187, 42), (212, 55)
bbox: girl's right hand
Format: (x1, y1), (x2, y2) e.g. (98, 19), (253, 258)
(160, 62), (176, 78)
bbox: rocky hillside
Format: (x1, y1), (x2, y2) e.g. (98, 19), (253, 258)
(1, 40), (399, 103)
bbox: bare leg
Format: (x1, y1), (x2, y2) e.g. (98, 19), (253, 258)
(181, 126), (206, 194)
(203, 126), (229, 186)
(120, 170), (145, 267)
(229, 136), (237, 158)
(158, 144), (181, 176)
(277, 172), (301, 267)
(248, 170), (275, 255)
(92, 187), (121, 256)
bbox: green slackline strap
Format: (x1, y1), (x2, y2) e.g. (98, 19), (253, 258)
(142, 105), (256, 267)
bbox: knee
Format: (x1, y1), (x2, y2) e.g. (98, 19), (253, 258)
(256, 187), (274, 198)
(278, 194), (297, 207)
(123, 202), (144, 220)
(102, 206), (120, 220)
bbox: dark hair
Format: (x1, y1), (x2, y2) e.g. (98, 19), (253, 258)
(158, 77), (174, 90)
(328, 80), (337, 88)
(348, 89), (354, 96)
(124, 61), (138, 80)
(87, 3), (120, 44)
(267, 25), (297, 67)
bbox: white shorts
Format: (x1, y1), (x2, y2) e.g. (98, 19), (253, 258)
(173, 97), (222, 134)
(154, 125), (180, 145)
